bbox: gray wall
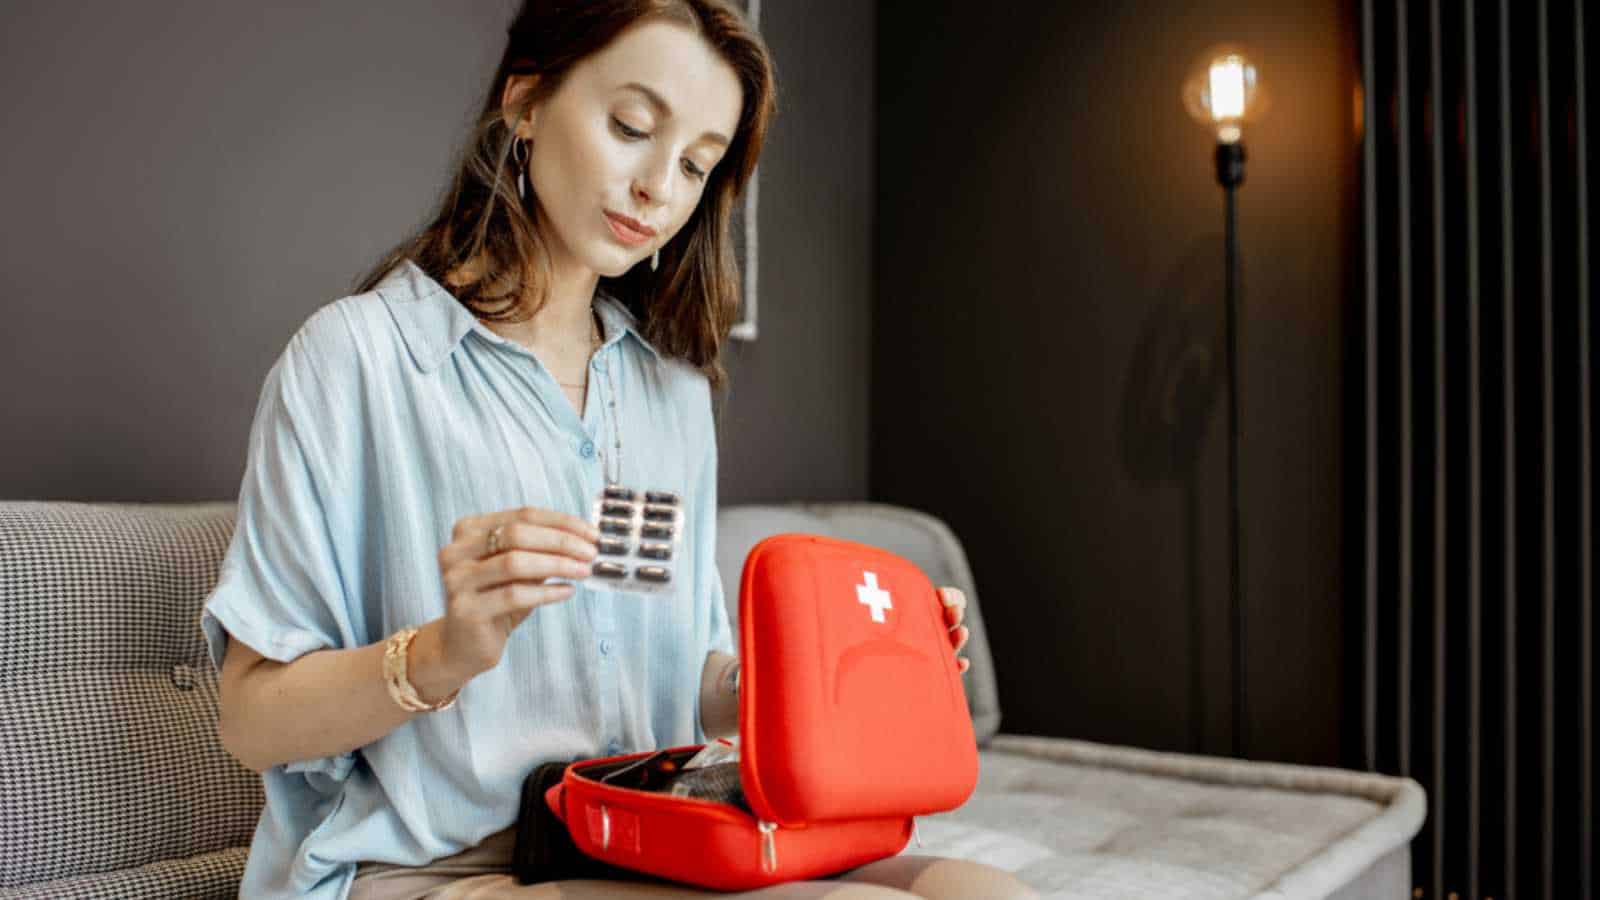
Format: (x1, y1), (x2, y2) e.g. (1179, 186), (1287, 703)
(872, 0), (1358, 765)
(0, 1), (874, 506)
(716, 0), (874, 501)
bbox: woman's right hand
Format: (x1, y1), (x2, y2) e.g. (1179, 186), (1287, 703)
(436, 506), (600, 677)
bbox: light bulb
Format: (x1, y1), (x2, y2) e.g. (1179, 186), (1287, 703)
(1209, 56), (1250, 120)
(1183, 47), (1266, 143)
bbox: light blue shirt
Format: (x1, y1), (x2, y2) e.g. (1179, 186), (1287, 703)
(201, 258), (734, 900)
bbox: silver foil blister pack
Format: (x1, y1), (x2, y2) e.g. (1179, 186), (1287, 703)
(577, 485), (683, 594)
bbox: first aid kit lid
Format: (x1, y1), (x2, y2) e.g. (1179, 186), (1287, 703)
(736, 533), (978, 827)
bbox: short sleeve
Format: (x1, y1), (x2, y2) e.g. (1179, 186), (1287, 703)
(688, 385), (733, 746)
(705, 565), (734, 659)
(201, 314), (363, 781)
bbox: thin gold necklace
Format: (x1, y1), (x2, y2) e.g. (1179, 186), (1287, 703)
(554, 309), (602, 389)
(556, 305), (624, 486)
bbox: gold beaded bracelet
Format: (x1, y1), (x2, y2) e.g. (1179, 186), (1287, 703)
(382, 626), (459, 712)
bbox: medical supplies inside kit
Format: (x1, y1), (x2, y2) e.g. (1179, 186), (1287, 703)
(591, 739), (749, 812)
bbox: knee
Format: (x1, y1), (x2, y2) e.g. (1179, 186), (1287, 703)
(737, 882), (920, 899)
(837, 856), (1037, 900)
(814, 885), (923, 900)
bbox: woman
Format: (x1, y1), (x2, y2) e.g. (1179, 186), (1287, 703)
(204, 2), (1033, 897)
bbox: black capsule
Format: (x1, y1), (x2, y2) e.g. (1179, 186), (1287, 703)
(636, 566), (671, 583)
(597, 537), (630, 556)
(599, 517), (633, 536)
(601, 501), (635, 518)
(642, 504), (677, 522)
(592, 561), (628, 579)
(638, 541), (673, 560)
(603, 486), (638, 502)
(644, 491), (680, 505)
(641, 522), (674, 540)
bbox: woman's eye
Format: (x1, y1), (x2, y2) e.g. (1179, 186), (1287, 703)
(612, 117), (647, 139)
(613, 116), (706, 181)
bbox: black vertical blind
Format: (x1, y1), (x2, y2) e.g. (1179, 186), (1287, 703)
(1358, 0), (1596, 897)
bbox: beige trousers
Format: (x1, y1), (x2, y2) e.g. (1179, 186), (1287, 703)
(347, 826), (1036, 900)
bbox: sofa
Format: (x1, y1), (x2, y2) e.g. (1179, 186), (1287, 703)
(0, 500), (1424, 899)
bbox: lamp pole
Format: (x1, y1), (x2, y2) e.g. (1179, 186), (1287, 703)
(1216, 140), (1247, 760)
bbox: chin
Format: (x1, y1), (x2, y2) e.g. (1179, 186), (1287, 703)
(590, 248), (646, 279)
(593, 258), (637, 279)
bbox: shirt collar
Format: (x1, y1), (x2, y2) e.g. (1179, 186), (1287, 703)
(376, 257), (662, 373)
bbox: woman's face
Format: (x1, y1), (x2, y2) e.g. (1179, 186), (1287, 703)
(507, 20), (744, 281)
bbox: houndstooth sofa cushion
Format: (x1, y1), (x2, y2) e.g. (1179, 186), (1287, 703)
(0, 501), (261, 896)
(0, 848), (250, 900)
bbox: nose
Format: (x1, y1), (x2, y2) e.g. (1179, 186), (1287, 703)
(631, 151), (675, 212)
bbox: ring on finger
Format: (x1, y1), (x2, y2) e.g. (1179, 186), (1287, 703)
(486, 524), (506, 557)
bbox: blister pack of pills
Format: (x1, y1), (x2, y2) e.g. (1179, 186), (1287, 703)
(576, 485), (684, 594)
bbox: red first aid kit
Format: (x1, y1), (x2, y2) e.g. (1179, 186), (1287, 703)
(543, 533), (979, 891)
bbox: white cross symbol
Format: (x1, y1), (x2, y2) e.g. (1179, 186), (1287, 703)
(856, 571), (893, 623)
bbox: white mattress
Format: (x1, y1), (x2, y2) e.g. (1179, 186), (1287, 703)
(909, 735), (1425, 900)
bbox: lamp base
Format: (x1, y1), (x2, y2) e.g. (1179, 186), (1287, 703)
(1215, 142), (1246, 188)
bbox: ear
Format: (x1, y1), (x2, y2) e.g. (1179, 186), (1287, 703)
(499, 73), (542, 137)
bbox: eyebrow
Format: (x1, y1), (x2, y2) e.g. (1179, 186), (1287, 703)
(619, 82), (731, 148)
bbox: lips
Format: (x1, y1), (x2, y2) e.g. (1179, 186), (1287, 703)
(604, 211), (656, 245)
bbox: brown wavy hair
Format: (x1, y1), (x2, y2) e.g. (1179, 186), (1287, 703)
(351, 0), (776, 392)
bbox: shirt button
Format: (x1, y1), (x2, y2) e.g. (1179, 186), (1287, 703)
(599, 638), (613, 656)
(579, 440), (596, 459)
(607, 739), (622, 755)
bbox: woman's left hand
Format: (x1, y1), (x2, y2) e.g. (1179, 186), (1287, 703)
(939, 587), (971, 675)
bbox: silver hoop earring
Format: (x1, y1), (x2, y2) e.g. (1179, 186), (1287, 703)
(511, 136), (529, 203)
(651, 247), (660, 271)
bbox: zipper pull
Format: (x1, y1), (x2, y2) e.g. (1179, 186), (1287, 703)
(758, 820), (779, 873)
(912, 817), (922, 848)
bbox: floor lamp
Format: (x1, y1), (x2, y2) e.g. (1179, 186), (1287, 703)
(1184, 49), (1264, 759)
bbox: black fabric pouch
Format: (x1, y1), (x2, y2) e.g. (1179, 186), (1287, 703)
(512, 758), (653, 886)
